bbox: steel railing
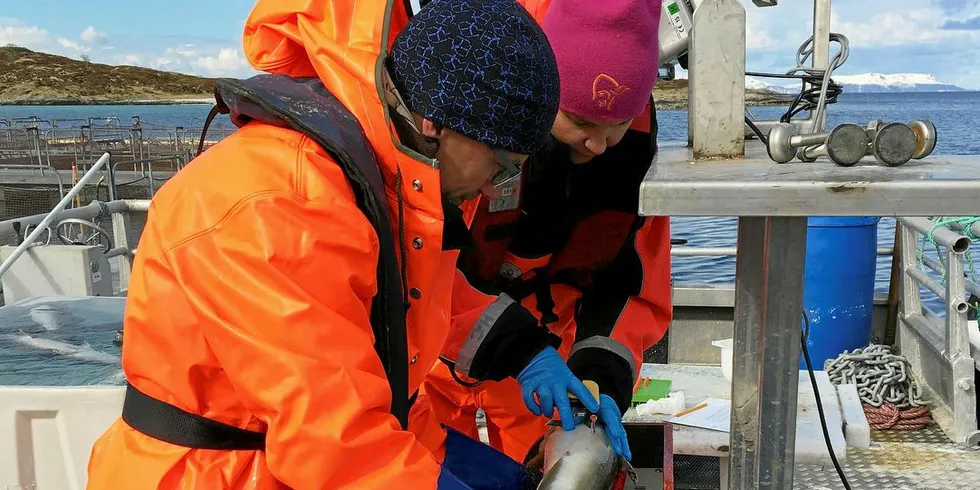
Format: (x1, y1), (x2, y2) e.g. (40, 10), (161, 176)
(895, 216), (980, 445)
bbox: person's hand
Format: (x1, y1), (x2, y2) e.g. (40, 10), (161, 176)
(516, 346), (600, 430)
(597, 394), (631, 461)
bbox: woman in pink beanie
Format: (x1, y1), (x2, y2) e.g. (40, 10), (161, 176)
(417, 0), (671, 470)
(544, 0), (662, 163)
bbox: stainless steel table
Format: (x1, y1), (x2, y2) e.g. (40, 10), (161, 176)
(638, 140), (980, 489)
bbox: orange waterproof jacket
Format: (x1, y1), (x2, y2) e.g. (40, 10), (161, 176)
(437, 102), (672, 414)
(85, 1), (472, 489)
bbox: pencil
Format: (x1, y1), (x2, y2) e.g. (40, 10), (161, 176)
(674, 402), (708, 417)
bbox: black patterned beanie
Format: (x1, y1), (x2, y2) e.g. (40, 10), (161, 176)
(387, 0), (560, 155)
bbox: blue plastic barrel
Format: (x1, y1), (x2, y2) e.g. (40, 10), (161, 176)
(800, 216), (881, 370)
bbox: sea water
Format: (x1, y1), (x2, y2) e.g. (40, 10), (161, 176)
(1, 91), (978, 385)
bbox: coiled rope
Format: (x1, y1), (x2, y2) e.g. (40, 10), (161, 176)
(862, 404), (933, 431)
(825, 344), (933, 431)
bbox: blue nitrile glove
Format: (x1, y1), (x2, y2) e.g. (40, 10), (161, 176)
(440, 426), (541, 490)
(516, 346), (601, 431)
(598, 393), (632, 461)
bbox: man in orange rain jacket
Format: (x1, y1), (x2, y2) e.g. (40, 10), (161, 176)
(84, 1), (562, 489)
(417, 0), (672, 463)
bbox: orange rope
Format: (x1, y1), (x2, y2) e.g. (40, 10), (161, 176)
(863, 403), (932, 431)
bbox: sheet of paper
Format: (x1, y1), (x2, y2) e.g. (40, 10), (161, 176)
(667, 398), (731, 432)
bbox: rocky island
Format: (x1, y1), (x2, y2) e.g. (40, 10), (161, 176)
(0, 46), (791, 108)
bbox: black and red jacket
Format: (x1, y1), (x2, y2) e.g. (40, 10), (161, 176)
(441, 102), (672, 414)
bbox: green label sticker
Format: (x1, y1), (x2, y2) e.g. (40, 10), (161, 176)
(667, 2), (680, 15)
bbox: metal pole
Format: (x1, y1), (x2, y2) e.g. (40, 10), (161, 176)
(905, 266), (967, 312)
(0, 199), (149, 237)
(112, 211), (134, 291)
(946, 244), (978, 444)
(669, 246), (894, 257)
(0, 152), (111, 279)
(967, 278), (980, 299)
(690, 0), (746, 159)
(899, 217), (971, 253)
(730, 217), (765, 490)
(947, 247), (969, 355)
(671, 246), (738, 256)
(899, 221), (923, 322)
(946, 219), (980, 240)
(729, 216), (808, 490)
(810, 0), (832, 133)
(884, 225), (902, 345)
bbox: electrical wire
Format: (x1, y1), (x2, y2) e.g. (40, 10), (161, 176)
(747, 33), (850, 134)
(744, 116), (769, 146)
(801, 308), (852, 490)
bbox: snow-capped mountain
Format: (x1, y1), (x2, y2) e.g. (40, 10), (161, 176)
(830, 73), (967, 93)
(743, 73), (967, 94)
(745, 76), (798, 94)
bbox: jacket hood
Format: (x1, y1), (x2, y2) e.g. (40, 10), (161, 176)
(242, 1), (430, 179)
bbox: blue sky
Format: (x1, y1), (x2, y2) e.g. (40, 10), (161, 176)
(2, 0), (980, 89)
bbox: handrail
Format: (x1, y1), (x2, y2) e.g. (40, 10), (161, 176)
(894, 215), (977, 443)
(0, 153), (111, 279)
(947, 220), (980, 242)
(898, 217), (971, 254)
(0, 199), (149, 238)
(671, 245), (895, 257)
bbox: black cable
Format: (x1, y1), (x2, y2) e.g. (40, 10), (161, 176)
(744, 70), (843, 124)
(745, 72), (810, 80)
(801, 308), (852, 490)
(744, 116), (768, 146)
(197, 105), (222, 157)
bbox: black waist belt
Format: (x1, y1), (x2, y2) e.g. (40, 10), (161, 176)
(121, 382), (419, 451)
(121, 382), (266, 451)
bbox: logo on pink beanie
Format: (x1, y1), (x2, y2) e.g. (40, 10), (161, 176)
(592, 74), (632, 112)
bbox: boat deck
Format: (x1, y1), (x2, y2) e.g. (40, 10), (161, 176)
(797, 426), (980, 489)
(664, 426), (980, 489)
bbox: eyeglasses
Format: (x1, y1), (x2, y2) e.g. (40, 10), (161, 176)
(490, 147), (524, 188)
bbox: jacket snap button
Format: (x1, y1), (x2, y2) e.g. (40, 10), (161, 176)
(412, 237), (423, 249)
(412, 179), (423, 191)
(410, 288), (422, 299)
(411, 355), (418, 364)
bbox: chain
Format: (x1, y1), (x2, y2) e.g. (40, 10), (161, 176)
(824, 344), (928, 409)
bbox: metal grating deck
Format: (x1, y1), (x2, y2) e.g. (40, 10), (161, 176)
(795, 425), (980, 489)
(673, 425), (980, 489)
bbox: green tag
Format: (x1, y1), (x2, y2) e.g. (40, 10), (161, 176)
(631, 378), (673, 405)
(667, 2), (680, 15)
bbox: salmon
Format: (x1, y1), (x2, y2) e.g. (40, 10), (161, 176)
(536, 422), (629, 490)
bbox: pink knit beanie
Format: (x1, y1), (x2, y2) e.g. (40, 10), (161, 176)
(542, 0), (662, 122)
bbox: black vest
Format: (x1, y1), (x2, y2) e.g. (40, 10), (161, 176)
(121, 74), (411, 451)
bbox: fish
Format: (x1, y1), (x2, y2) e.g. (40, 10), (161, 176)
(536, 422), (626, 490)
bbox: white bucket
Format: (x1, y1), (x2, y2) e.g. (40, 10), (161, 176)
(712, 338), (733, 382)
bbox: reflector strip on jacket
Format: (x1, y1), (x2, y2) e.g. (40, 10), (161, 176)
(569, 336), (636, 383)
(455, 293), (516, 377)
